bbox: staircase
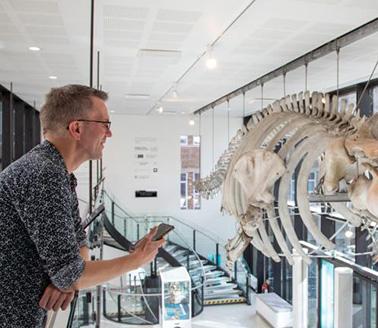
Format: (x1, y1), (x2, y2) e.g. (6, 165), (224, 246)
(161, 244), (246, 305)
(97, 203), (248, 307)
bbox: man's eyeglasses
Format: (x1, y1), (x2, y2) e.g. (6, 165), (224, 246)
(76, 119), (111, 130)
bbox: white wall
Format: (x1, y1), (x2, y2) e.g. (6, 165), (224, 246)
(101, 113), (243, 251)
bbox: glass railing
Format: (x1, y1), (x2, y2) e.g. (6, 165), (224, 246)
(102, 191), (251, 299)
(68, 189), (250, 327)
(67, 289), (96, 328)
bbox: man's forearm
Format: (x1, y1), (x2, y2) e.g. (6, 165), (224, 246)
(72, 253), (142, 290)
(80, 246), (90, 261)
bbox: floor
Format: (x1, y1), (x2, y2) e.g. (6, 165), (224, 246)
(97, 303), (272, 328)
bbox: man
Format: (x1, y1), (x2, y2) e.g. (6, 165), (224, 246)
(0, 85), (164, 327)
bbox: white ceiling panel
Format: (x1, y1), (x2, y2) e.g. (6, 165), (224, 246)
(9, 0), (60, 14)
(19, 13), (65, 26)
(103, 5), (149, 20)
(0, 0), (376, 115)
(156, 9), (202, 23)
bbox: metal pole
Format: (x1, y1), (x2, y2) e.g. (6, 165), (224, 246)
(193, 230), (196, 251)
(111, 201), (115, 225)
(96, 212), (103, 328)
(88, 0), (95, 215)
(216, 243), (219, 267)
(96, 50), (100, 186)
(212, 106), (214, 169)
(117, 295), (122, 322)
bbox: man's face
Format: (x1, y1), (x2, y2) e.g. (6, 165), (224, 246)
(79, 96), (112, 160)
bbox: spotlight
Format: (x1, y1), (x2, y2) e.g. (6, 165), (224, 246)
(206, 46), (217, 69)
(157, 105), (163, 113)
(345, 227), (354, 239)
(189, 119), (195, 126)
(29, 46), (40, 51)
(206, 57), (217, 69)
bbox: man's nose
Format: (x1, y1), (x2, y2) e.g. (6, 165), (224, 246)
(106, 128), (112, 137)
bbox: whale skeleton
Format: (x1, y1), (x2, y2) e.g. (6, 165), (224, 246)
(196, 91), (378, 270)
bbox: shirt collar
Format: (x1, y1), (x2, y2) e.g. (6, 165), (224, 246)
(41, 140), (77, 190)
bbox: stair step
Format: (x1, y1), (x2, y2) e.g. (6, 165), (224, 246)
(164, 245), (179, 252)
(204, 297), (247, 305)
(171, 249), (187, 257)
(204, 293), (241, 300)
(205, 277), (232, 285)
(205, 283), (238, 291)
(189, 265), (216, 273)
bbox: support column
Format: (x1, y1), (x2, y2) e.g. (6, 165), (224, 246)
(292, 248), (308, 328)
(334, 267), (353, 328)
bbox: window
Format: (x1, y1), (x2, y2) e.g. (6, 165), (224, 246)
(180, 136), (188, 145)
(307, 170), (318, 193)
(180, 135), (201, 210)
(373, 85), (378, 114)
(338, 92), (356, 109)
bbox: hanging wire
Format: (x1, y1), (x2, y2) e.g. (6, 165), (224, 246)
(227, 99), (230, 143)
(336, 47), (340, 102)
(283, 72), (286, 96)
(198, 111), (202, 182)
(305, 62), (308, 92)
(212, 105), (215, 169)
(242, 91), (246, 118)
(356, 55), (378, 109)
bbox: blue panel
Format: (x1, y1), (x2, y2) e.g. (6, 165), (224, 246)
(320, 259), (334, 328)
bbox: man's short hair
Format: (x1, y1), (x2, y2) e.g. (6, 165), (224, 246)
(40, 84), (108, 134)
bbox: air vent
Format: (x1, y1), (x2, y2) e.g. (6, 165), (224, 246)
(138, 48), (181, 62)
(125, 93), (150, 100)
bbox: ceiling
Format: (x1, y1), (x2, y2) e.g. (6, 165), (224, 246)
(0, 0), (377, 118)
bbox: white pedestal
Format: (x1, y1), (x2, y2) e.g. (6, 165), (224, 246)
(334, 267), (353, 328)
(292, 248), (308, 328)
(256, 293), (292, 328)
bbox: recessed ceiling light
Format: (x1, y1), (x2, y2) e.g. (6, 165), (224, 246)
(29, 46), (40, 51)
(189, 119), (195, 126)
(156, 106), (163, 113)
(206, 57), (217, 69)
(49, 76), (57, 80)
(110, 110), (115, 113)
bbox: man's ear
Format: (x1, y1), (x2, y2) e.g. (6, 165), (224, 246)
(67, 121), (81, 140)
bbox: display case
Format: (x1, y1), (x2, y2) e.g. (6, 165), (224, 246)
(160, 267), (191, 328)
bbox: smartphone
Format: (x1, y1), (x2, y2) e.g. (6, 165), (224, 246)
(152, 223), (175, 241)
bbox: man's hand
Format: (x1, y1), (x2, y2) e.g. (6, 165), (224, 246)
(39, 284), (75, 311)
(131, 227), (165, 266)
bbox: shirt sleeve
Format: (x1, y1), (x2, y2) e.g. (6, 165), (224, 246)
(71, 190), (88, 248)
(18, 165), (85, 290)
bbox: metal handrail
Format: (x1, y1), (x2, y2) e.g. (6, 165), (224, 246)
(118, 215), (223, 245)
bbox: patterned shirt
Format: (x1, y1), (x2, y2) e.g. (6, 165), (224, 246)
(0, 140), (87, 327)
